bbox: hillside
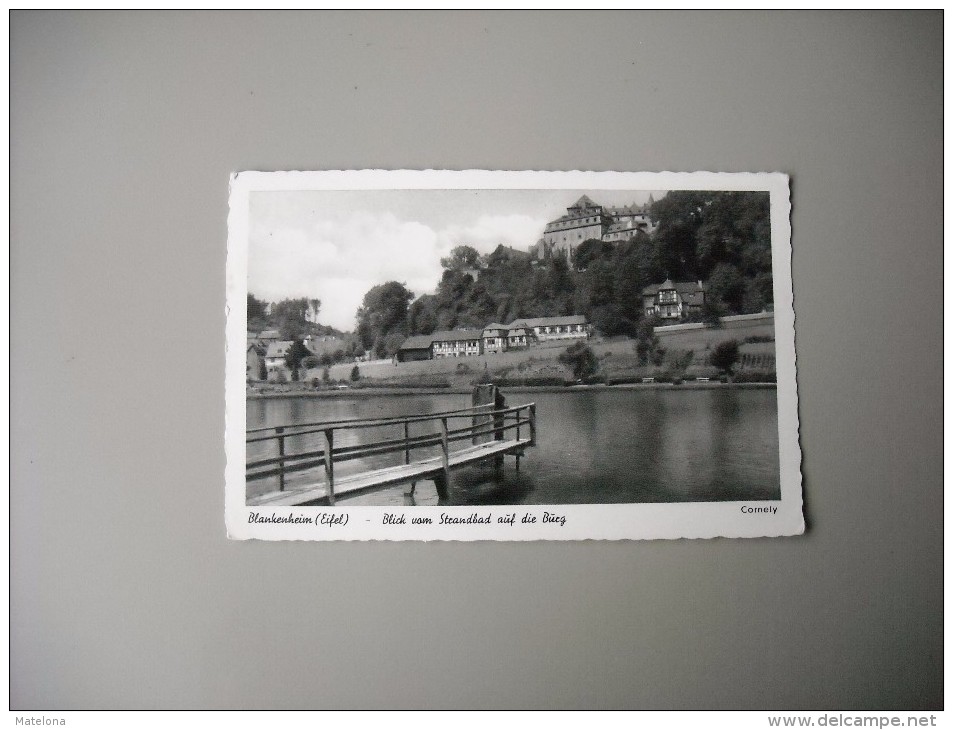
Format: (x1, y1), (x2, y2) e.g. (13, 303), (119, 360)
(311, 314), (776, 388)
(352, 191), (774, 360)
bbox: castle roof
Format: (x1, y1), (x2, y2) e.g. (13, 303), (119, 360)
(570, 195), (600, 209)
(606, 203), (650, 215)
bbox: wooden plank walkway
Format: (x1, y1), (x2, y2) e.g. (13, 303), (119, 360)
(246, 396), (536, 506)
(249, 437), (531, 507)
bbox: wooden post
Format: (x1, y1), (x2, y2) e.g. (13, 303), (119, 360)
(493, 389), (505, 478)
(433, 473), (449, 504)
(276, 426), (285, 492)
(322, 428), (335, 506)
(402, 419), (416, 497)
(516, 405), (521, 441)
(529, 404), (536, 447)
(439, 417), (450, 482)
(471, 384), (496, 445)
(433, 417), (450, 504)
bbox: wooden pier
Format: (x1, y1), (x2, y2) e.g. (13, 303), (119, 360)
(246, 392), (536, 507)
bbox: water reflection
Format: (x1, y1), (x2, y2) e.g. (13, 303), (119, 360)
(246, 389), (781, 505)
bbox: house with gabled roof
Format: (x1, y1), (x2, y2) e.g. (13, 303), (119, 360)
(396, 335), (436, 363)
(264, 341), (295, 379)
(481, 323), (509, 354)
(246, 343), (266, 381)
(507, 315), (590, 342)
(506, 326), (530, 349)
(431, 329), (483, 359)
(642, 279), (706, 320)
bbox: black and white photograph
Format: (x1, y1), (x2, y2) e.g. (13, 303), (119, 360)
(225, 170), (801, 540)
(15, 9), (942, 715)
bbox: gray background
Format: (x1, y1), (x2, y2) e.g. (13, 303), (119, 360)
(11, 11), (943, 710)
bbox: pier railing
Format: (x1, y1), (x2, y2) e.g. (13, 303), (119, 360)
(246, 402), (536, 505)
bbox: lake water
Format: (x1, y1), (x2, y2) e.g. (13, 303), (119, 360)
(246, 388), (781, 506)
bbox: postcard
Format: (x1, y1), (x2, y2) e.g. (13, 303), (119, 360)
(225, 170), (802, 540)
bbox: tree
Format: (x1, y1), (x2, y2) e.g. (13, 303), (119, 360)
(572, 238), (614, 271)
(710, 339), (740, 376)
(700, 300), (726, 327)
(590, 304), (628, 337)
(247, 293), (269, 325)
(635, 317), (665, 366)
(301, 355), (320, 370)
(707, 263), (746, 315)
(381, 332), (406, 359)
(408, 294), (439, 335)
(440, 245), (481, 271)
(559, 342), (599, 380)
(272, 297), (313, 340)
(355, 282), (414, 354)
(283, 340), (312, 381)
(322, 367), (331, 384)
(350, 365), (361, 382)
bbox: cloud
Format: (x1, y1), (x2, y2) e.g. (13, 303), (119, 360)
(248, 210), (547, 332)
(436, 214), (546, 254)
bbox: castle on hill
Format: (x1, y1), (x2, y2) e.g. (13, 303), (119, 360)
(532, 195), (656, 259)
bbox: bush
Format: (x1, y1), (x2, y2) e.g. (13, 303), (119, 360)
(495, 376), (566, 387)
(710, 340), (741, 375)
(732, 371), (777, 383)
(558, 342), (599, 380)
(350, 365), (361, 381)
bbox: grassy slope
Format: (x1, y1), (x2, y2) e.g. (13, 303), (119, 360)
(311, 319), (776, 386)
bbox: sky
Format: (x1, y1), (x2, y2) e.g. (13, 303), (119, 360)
(248, 188), (665, 332)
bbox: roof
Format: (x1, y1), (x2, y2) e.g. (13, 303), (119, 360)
(247, 343), (265, 356)
(430, 329), (483, 343)
(304, 337), (346, 356)
(507, 327), (529, 336)
(265, 341), (294, 358)
(570, 195), (599, 209)
(641, 280), (706, 297)
(483, 323), (508, 332)
(508, 315), (588, 329)
(258, 330), (281, 340)
(605, 204), (649, 216)
(398, 335), (435, 351)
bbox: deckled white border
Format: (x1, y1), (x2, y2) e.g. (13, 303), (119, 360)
(225, 170), (802, 541)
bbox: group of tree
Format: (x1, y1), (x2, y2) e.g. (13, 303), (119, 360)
(355, 281), (416, 359)
(349, 190), (773, 355)
(247, 294), (346, 341)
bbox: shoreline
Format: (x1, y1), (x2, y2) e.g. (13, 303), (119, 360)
(247, 381), (777, 399)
